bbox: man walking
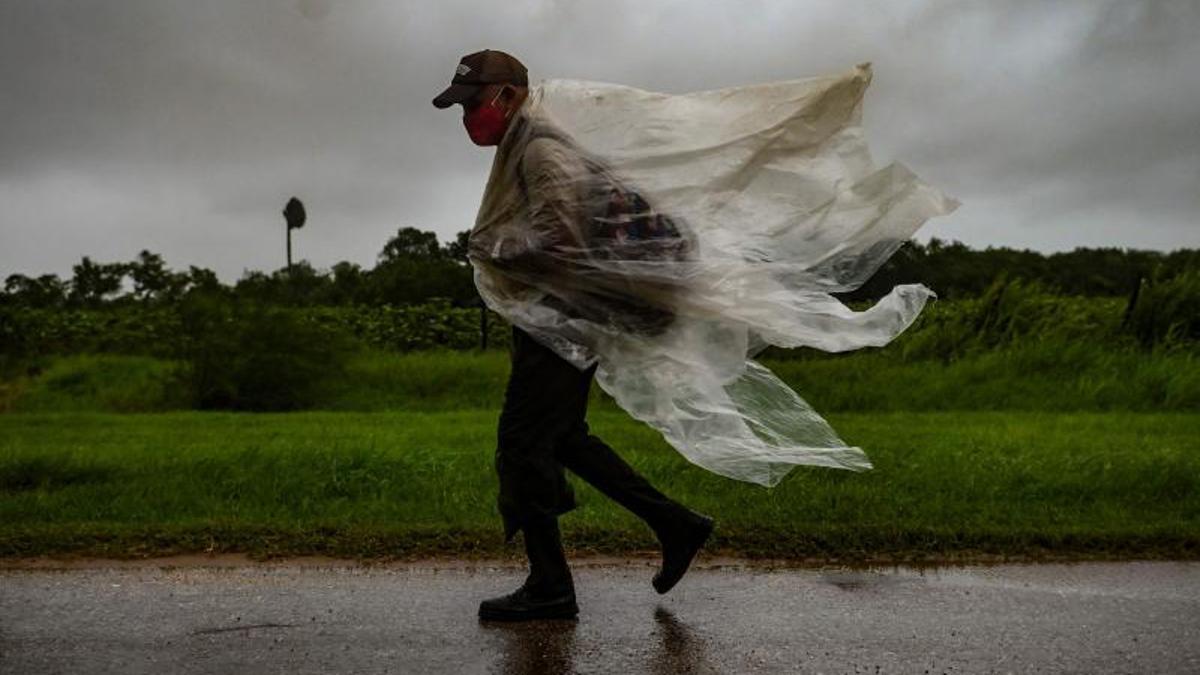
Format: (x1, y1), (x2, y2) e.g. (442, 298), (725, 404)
(432, 49), (714, 622)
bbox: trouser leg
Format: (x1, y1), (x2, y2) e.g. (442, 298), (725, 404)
(556, 425), (690, 539)
(521, 514), (574, 594)
(494, 326), (592, 543)
(496, 325), (692, 544)
(546, 344), (692, 538)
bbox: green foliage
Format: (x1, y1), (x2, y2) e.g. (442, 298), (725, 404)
(305, 300), (510, 351)
(4, 277), (1198, 412)
(125, 250), (181, 302)
(2, 273), (68, 308)
(5, 338), (1197, 414)
(2, 354), (189, 413)
(1125, 268), (1200, 350)
(66, 256), (126, 308)
(843, 237), (1198, 302)
(176, 294), (357, 411)
(0, 304), (182, 369)
(894, 275), (1132, 362)
(443, 229), (472, 264)
(228, 249), (476, 307)
(321, 350), (601, 412)
(379, 226), (444, 262)
(366, 257), (475, 307)
(0, 301), (511, 366)
(764, 338), (1200, 412)
(763, 275), (1137, 364)
(0, 453), (117, 493)
(3, 238), (1199, 415)
(2, 410), (1198, 559)
(5, 235), (1197, 312)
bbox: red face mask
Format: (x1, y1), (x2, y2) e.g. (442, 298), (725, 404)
(462, 89), (510, 146)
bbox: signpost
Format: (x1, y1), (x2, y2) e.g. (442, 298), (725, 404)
(282, 197), (307, 274)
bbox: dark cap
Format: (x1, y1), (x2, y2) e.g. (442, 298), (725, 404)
(432, 49), (528, 109)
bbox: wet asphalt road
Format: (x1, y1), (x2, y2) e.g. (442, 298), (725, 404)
(2, 559), (1198, 674)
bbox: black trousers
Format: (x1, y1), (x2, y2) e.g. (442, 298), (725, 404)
(496, 325), (686, 543)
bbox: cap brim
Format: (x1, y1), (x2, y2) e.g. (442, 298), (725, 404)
(432, 82), (482, 109)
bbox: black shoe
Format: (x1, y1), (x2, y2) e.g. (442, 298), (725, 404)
(652, 512), (714, 595)
(478, 582), (579, 621)
(480, 516), (578, 621)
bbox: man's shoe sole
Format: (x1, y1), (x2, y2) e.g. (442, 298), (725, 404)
(478, 601), (580, 622)
(652, 514), (714, 595)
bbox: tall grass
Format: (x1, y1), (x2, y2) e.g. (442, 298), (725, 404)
(4, 341), (1196, 414)
(4, 276), (1198, 414)
(0, 354), (190, 413)
(1126, 268), (1200, 349)
(2, 410), (1197, 559)
(770, 339), (1200, 412)
(823, 276), (1135, 363)
(6, 270), (1198, 369)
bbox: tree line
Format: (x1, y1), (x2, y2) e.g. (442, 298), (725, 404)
(3, 227), (1197, 309)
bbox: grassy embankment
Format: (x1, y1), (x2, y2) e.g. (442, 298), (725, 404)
(2, 345), (1198, 562)
(4, 338), (1199, 414)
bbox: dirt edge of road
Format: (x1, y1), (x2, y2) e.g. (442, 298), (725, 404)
(0, 549), (1177, 572)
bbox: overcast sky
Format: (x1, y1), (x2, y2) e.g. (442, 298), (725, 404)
(2, 0), (1197, 282)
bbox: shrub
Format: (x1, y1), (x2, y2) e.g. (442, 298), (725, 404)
(176, 294), (358, 411)
(6, 354), (189, 412)
(889, 275), (1127, 362)
(1125, 268), (1200, 350)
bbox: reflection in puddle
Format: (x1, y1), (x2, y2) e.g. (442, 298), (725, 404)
(824, 573), (871, 592)
(820, 570), (909, 593)
(651, 605), (714, 675)
(483, 618), (578, 675)
(482, 606), (714, 674)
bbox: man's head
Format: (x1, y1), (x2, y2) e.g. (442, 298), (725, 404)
(432, 49), (529, 147)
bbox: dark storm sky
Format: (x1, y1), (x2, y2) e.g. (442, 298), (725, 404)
(2, 0), (1197, 281)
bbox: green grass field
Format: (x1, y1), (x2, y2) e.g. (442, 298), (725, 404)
(2, 409), (1197, 562)
(5, 341), (1199, 414)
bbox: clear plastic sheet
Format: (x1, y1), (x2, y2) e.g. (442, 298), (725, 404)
(468, 63), (960, 487)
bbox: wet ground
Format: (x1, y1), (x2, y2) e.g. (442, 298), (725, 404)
(2, 557), (1198, 674)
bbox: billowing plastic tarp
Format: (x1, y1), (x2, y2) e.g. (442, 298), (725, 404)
(468, 63), (959, 487)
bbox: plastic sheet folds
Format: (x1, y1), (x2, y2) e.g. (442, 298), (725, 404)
(468, 63), (959, 486)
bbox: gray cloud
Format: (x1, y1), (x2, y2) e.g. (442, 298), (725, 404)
(1, 0), (1197, 282)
